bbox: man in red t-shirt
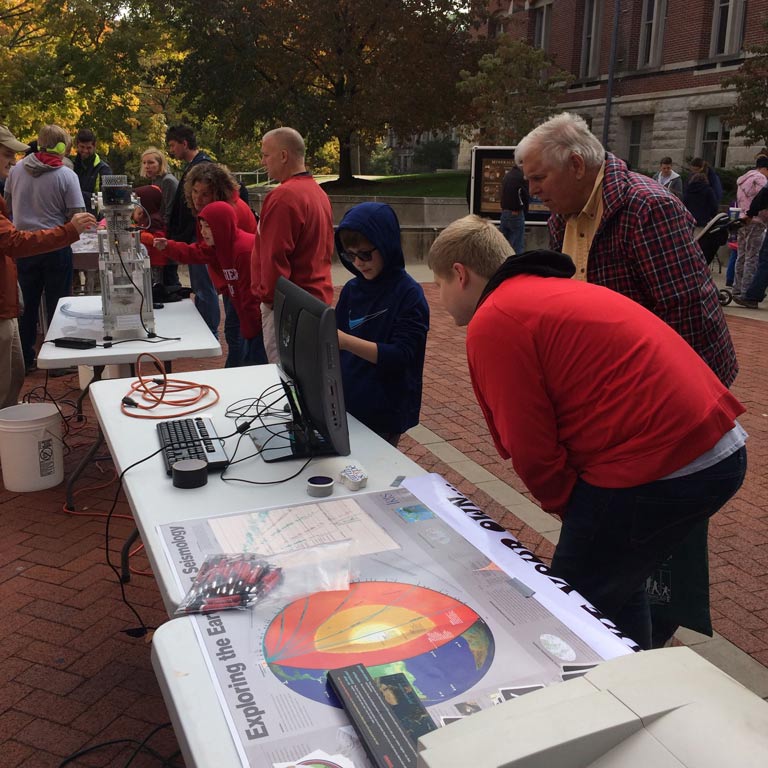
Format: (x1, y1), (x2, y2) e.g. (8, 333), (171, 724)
(251, 127), (333, 363)
(427, 215), (747, 650)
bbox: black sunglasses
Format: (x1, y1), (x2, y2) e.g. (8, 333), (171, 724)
(339, 248), (376, 264)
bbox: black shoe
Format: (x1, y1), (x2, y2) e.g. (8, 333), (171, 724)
(25, 361), (37, 374)
(733, 296), (758, 309)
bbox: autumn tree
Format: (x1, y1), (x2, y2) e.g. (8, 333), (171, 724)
(163, 0), (486, 183)
(1, 0), (185, 164)
(722, 21), (768, 147)
(457, 35), (572, 145)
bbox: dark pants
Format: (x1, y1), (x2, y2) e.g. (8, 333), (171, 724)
(549, 446), (746, 649)
(499, 210), (525, 255)
(189, 263), (220, 337)
(222, 293), (241, 368)
(745, 234), (768, 302)
(17, 247), (73, 367)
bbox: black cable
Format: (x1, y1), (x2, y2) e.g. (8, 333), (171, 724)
(57, 726), (179, 767)
(104, 445), (166, 636)
(122, 722), (173, 768)
(104, 420), (250, 636)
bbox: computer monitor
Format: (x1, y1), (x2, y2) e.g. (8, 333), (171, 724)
(250, 277), (350, 462)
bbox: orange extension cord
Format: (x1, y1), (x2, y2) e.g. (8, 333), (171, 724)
(120, 352), (220, 418)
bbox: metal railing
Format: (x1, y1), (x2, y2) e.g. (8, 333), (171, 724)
(234, 168), (271, 185)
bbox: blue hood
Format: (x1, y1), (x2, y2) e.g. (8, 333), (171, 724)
(335, 202), (405, 282)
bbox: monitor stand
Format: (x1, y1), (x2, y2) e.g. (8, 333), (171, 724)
(249, 421), (337, 463)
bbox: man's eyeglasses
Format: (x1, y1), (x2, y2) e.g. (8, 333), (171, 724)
(339, 248), (376, 264)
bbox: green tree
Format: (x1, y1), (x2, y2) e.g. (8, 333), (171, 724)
(722, 21), (768, 146)
(458, 35), (572, 145)
(163, 0), (485, 183)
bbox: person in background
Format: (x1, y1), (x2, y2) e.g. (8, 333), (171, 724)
(653, 156), (682, 198)
(252, 127), (334, 363)
(0, 124), (96, 404)
(153, 164), (262, 366)
(72, 128), (112, 215)
(689, 157), (723, 204)
(498, 164), (529, 254)
(334, 202), (429, 446)
(682, 172), (722, 266)
(733, 181), (768, 309)
(427, 214), (747, 650)
(165, 124), (218, 333)
(140, 147), (178, 230)
(4, 124), (86, 373)
(733, 156), (768, 300)
(132, 185), (167, 285)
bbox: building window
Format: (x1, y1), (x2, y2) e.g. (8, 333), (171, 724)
(638, 0), (666, 67)
(700, 115), (730, 168)
(627, 119), (643, 170)
(710, 0), (745, 57)
(529, 1), (552, 51)
(580, 0), (603, 78)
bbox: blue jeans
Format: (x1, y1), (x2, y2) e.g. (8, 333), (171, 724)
(17, 246), (73, 367)
(499, 211), (525, 254)
(188, 263), (220, 336)
(549, 446), (746, 649)
(745, 234), (768, 302)
(726, 250), (736, 286)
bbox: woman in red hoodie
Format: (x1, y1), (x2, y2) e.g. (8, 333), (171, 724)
(155, 201), (265, 366)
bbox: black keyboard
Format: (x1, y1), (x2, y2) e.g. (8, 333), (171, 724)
(156, 417), (229, 476)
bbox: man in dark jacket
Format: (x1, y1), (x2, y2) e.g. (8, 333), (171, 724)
(165, 124), (218, 335)
(72, 129), (112, 215)
(499, 165), (529, 254)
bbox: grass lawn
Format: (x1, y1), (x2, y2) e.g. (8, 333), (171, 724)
(249, 171), (471, 198)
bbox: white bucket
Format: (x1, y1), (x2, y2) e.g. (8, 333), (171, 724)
(0, 403), (64, 492)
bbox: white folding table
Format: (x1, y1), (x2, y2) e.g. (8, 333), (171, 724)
(39, 295), (221, 509)
(89, 364), (426, 612)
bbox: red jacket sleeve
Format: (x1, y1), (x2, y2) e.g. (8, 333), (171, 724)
(162, 238), (212, 265)
(467, 309), (576, 515)
(0, 212), (79, 261)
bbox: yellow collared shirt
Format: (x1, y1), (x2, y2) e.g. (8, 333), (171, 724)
(562, 162), (606, 281)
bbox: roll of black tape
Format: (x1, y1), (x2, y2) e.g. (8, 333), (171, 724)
(307, 475), (334, 497)
(172, 458), (208, 489)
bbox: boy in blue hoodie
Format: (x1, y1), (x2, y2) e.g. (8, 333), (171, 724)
(335, 203), (429, 446)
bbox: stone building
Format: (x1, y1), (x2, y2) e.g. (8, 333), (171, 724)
(483, 0), (767, 172)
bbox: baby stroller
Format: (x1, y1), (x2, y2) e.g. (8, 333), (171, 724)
(695, 212), (733, 306)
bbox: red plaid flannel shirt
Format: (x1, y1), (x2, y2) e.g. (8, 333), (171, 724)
(549, 153), (738, 387)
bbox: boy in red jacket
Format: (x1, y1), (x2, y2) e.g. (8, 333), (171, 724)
(428, 214), (747, 650)
(154, 201), (265, 366)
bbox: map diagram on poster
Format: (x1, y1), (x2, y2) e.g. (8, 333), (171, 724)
(159, 477), (632, 768)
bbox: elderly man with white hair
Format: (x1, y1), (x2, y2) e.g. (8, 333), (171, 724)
(516, 112), (736, 389)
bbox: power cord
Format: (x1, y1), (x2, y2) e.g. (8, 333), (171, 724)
(58, 722), (180, 767)
(120, 352), (220, 418)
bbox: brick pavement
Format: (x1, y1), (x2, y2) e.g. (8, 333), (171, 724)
(1, 286), (766, 765)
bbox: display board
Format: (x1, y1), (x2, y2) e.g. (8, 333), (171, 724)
(158, 474), (634, 768)
(469, 145), (550, 225)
